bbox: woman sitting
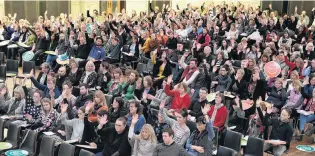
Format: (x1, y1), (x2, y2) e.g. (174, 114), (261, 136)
(67, 59), (83, 86)
(297, 89), (315, 140)
(52, 81), (77, 109)
(206, 93), (228, 131)
(108, 97), (127, 123)
(86, 90), (108, 122)
(159, 100), (190, 146)
(0, 86), (26, 126)
(126, 100), (146, 134)
(96, 62), (112, 92)
(79, 61), (98, 88)
(121, 70), (138, 101)
(266, 78), (287, 111)
(106, 68), (124, 97)
(128, 124), (157, 156)
(32, 98), (58, 133)
(60, 104), (85, 142)
(151, 50), (172, 90)
(164, 75), (191, 111)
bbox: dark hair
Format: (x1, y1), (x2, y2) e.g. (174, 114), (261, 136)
(282, 108), (292, 116)
(196, 116), (207, 124)
(62, 81), (73, 89)
(114, 97), (124, 109)
(178, 108), (188, 118)
(95, 36), (103, 43)
(97, 109), (109, 117)
(162, 128), (174, 137)
(79, 83), (89, 89)
(190, 58), (198, 64)
(199, 87), (208, 93)
(101, 61), (110, 70)
(129, 100), (142, 114)
(116, 117), (127, 126)
(33, 89), (43, 98)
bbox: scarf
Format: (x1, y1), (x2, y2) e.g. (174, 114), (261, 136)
(181, 67), (198, 81)
(211, 103), (224, 121)
(83, 71), (92, 83)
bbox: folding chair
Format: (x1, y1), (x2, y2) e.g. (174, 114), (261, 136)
(38, 136), (55, 156)
(6, 59), (19, 85)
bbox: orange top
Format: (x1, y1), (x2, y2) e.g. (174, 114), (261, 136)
(88, 105), (108, 122)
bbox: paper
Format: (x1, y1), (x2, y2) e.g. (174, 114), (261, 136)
(43, 131), (55, 136)
(44, 51), (56, 55)
(0, 115), (9, 119)
(229, 126), (236, 130)
(55, 139), (78, 146)
(297, 110), (312, 116)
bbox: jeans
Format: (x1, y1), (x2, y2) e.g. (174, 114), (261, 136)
(264, 143), (286, 156)
(46, 54), (58, 66)
(95, 152), (102, 156)
(299, 114), (315, 131)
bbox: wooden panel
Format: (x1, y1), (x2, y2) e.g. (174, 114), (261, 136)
(25, 1), (39, 24)
(288, 1), (315, 18)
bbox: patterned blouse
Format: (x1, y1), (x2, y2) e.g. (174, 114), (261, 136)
(35, 110), (58, 132)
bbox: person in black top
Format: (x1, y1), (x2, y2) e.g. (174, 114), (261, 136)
(108, 97), (128, 123)
(188, 87), (209, 118)
(74, 83), (93, 109)
(96, 117), (131, 156)
(263, 107), (293, 156)
(28, 24), (49, 63)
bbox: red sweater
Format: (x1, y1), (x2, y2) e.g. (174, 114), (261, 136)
(284, 56), (304, 79)
(207, 105), (228, 131)
(164, 84), (191, 110)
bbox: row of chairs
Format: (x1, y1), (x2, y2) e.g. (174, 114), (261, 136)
(0, 119), (95, 156)
(216, 130), (265, 156)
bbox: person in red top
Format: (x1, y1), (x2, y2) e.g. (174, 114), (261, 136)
(196, 27), (210, 48)
(164, 75), (191, 111)
(284, 53), (304, 79)
(204, 93), (228, 131)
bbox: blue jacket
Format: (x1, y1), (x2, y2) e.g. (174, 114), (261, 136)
(31, 77), (61, 99)
(127, 114), (146, 134)
(89, 45), (105, 60)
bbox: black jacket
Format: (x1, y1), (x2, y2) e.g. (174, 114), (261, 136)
(152, 60), (172, 78)
(97, 126), (131, 156)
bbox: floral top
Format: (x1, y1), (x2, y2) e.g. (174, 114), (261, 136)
(35, 110), (58, 132)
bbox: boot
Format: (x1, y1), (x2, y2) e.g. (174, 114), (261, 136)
(305, 124), (315, 136)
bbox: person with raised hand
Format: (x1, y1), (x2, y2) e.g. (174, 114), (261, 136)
(159, 99), (190, 146)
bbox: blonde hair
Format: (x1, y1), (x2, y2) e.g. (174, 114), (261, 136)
(13, 86), (25, 99)
(85, 61), (95, 72)
(94, 90), (107, 106)
(41, 98), (53, 114)
(139, 124), (157, 144)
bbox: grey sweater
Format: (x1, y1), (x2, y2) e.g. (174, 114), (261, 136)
(60, 113), (84, 140)
(153, 142), (190, 156)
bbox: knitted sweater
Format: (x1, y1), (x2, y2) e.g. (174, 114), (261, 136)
(160, 108), (190, 146)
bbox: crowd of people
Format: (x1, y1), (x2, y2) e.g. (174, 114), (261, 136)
(0, 1), (315, 156)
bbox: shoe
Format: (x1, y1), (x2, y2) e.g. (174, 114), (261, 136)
(305, 124), (315, 136)
(296, 134), (304, 141)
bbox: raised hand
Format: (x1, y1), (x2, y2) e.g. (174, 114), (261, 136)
(166, 75), (173, 84)
(85, 101), (94, 114)
(159, 100), (166, 110)
(60, 103), (68, 113)
(99, 115), (108, 125)
(202, 104), (211, 115)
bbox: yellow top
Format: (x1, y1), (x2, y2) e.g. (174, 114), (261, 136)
(157, 65), (165, 79)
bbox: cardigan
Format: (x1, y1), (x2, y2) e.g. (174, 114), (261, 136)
(127, 114), (146, 134)
(79, 71), (97, 88)
(207, 105), (228, 131)
(164, 84), (191, 110)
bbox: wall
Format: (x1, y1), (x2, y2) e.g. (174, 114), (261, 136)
(70, 0), (100, 20)
(0, 0), (4, 18)
(126, 0), (149, 16)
